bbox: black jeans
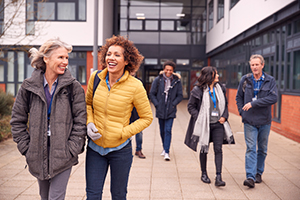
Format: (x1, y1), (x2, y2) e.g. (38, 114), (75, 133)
(200, 122), (224, 174)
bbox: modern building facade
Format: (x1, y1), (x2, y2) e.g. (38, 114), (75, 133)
(0, 0), (299, 142)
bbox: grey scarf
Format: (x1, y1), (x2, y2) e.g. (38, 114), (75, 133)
(163, 73), (172, 103)
(192, 83), (233, 153)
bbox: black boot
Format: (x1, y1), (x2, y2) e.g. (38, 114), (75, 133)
(215, 174), (226, 187)
(201, 172), (211, 184)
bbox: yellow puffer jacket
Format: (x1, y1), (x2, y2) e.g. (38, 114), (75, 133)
(86, 68), (153, 148)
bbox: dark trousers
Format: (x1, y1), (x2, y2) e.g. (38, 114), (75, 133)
(85, 142), (133, 200)
(200, 122), (224, 174)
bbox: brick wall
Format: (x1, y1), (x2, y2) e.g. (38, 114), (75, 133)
(226, 88), (300, 143)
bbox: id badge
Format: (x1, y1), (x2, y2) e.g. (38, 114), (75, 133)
(211, 110), (219, 117)
(47, 124), (51, 136)
(252, 96), (257, 101)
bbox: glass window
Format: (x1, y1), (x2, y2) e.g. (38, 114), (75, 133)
(31, 0), (86, 21)
(161, 21), (174, 31)
(120, 19), (128, 31)
(78, 0), (86, 20)
(208, 0), (213, 30)
(130, 20), (143, 30)
(293, 50), (300, 90)
(119, 6), (128, 18)
(27, 0), (34, 20)
(7, 52), (14, 82)
(160, 32), (191, 44)
(192, 32), (206, 44)
(294, 18), (300, 34)
(7, 84), (15, 96)
(161, 7), (191, 19)
(176, 59), (189, 65)
(217, 0), (224, 21)
(0, 65), (4, 82)
(78, 65), (86, 83)
(68, 65), (77, 79)
(58, 3), (75, 20)
(287, 23), (292, 36)
(144, 58), (158, 65)
(37, 2), (55, 20)
(192, 59), (205, 67)
(287, 52), (290, 89)
(177, 20), (190, 31)
(129, 32), (159, 44)
(26, 22), (35, 35)
(129, 7), (159, 19)
(27, 64), (34, 78)
(230, 0), (239, 9)
(18, 52), (24, 82)
(145, 20), (158, 30)
(161, 59), (174, 65)
(192, 7), (206, 19)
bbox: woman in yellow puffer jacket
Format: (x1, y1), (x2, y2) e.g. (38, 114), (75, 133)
(85, 35), (153, 200)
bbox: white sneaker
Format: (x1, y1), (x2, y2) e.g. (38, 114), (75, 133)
(160, 150), (165, 156)
(164, 153), (170, 161)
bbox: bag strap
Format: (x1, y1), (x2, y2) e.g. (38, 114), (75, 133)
(93, 70), (102, 97)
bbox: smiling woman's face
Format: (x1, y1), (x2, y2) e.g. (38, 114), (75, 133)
(106, 45), (128, 76)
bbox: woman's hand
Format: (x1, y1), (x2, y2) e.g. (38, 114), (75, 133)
(218, 117), (226, 124)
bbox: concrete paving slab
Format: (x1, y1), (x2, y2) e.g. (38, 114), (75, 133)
(1, 100), (300, 200)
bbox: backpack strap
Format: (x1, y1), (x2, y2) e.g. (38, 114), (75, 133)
(68, 83), (74, 118)
(93, 70), (102, 97)
(92, 70), (102, 110)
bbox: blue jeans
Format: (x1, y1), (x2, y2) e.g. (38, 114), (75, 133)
(244, 123), (271, 181)
(85, 141), (133, 200)
(158, 118), (174, 154)
(135, 132), (143, 151)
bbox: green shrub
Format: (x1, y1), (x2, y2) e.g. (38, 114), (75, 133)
(0, 89), (14, 142)
(0, 88), (14, 118)
(0, 115), (12, 142)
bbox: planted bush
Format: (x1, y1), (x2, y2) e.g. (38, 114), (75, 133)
(0, 89), (14, 142)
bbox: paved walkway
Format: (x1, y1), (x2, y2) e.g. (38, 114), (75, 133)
(1, 100), (300, 200)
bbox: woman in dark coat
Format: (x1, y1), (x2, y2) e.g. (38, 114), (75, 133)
(185, 66), (234, 187)
(10, 38), (87, 199)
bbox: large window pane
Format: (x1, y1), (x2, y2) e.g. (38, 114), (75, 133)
(129, 7), (159, 19)
(78, 0), (86, 20)
(208, 0), (213, 30)
(7, 52), (14, 82)
(18, 52), (24, 82)
(145, 20), (158, 30)
(217, 0), (224, 21)
(161, 21), (174, 30)
(175, 70), (189, 98)
(27, 0), (34, 20)
(177, 20), (190, 31)
(293, 50), (300, 89)
(160, 32), (191, 44)
(38, 2), (55, 20)
(58, 3), (75, 20)
(161, 7), (190, 19)
(26, 64), (34, 78)
(129, 32), (159, 44)
(130, 20), (143, 30)
(68, 65), (77, 79)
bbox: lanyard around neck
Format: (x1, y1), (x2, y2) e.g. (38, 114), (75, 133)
(47, 82), (58, 120)
(208, 87), (217, 109)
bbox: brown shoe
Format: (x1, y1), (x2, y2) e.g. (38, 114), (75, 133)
(135, 151), (146, 159)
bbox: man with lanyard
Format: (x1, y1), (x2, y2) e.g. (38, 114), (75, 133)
(236, 54), (278, 188)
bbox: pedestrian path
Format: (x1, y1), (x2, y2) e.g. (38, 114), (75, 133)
(0, 100), (300, 200)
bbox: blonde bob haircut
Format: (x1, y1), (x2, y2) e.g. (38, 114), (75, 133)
(29, 38), (72, 72)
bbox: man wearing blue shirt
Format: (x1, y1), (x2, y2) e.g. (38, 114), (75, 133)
(236, 54), (278, 188)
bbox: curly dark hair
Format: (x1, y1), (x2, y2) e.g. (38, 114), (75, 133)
(163, 60), (176, 70)
(196, 66), (217, 89)
(99, 35), (144, 73)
